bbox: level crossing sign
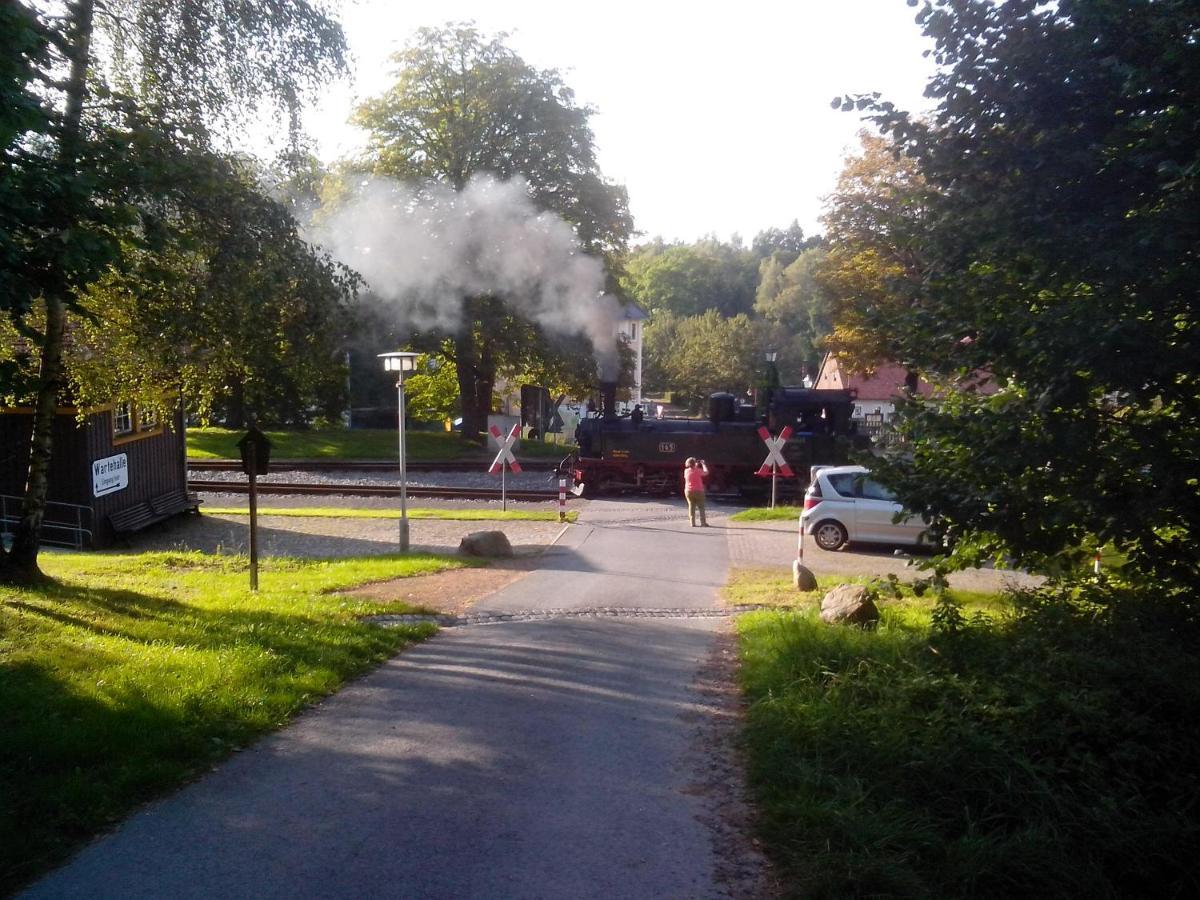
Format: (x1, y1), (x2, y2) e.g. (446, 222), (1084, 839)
(755, 425), (794, 478)
(488, 424), (523, 475)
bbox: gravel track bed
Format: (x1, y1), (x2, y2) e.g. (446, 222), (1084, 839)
(189, 467), (563, 492)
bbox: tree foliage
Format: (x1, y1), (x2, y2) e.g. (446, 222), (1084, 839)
(620, 238), (758, 319)
(67, 154), (358, 428)
(1, 0), (350, 582)
(754, 247), (834, 374)
(751, 219), (819, 264)
(817, 131), (930, 373)
(643, 310), (765, 409)
(836, 0), (1200, 593)
(350, 23), (632, 440)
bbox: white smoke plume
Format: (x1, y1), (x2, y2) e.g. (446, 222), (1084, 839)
(309, 174), (623, 379)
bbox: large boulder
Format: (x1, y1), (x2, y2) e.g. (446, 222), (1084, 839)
(819, 584), (880, 627)
(459, 530), (514, 558)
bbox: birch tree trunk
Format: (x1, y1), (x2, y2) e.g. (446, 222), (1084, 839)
(2, 0), (94, 582)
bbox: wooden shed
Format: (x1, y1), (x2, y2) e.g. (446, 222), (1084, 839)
(1, 398), (195, 549)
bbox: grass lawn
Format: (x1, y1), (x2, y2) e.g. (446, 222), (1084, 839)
(203, 506), (578, 523)
(0, 549), (474, 894)
(187, 427), (573, 461)
(728, 505), (802, 523)
(730, 569), (1199, 898)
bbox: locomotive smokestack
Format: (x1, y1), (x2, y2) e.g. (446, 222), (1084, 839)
(600, 381), (618, 421)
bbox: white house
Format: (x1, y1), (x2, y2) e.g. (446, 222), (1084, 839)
(617, 302), (648, 407)
(814, 353), (930, 423)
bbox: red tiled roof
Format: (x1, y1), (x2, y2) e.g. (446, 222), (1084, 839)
(815, 354), (995, 400)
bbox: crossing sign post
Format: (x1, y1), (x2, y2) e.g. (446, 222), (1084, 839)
(488, 423), (523, 511)
(756, 425), (794, 509)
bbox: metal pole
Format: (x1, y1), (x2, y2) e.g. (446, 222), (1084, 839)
(501, 460), (508, 512)
(771, 464), (778, 509)
(398, 376), (409, 552)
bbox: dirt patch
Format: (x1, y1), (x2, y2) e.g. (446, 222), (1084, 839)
(345, 554), (543, 616)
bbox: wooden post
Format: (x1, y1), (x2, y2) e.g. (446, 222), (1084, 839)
(248, 441), (259, 591)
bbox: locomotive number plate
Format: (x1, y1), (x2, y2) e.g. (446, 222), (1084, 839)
(658, 441), (676, 454)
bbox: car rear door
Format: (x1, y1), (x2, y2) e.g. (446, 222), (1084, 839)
(822, 472), (861, 536)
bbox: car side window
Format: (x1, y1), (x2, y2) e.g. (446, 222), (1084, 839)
(860, 479), (897, 502)
(826, 473), (858, 497)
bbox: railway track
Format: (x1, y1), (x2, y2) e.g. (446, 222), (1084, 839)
(186, 479), (562, 503)
(188, 458), (565, 473)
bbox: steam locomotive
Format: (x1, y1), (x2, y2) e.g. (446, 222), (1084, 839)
(565, 379), (865, 497)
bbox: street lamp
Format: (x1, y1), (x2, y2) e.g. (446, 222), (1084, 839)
(378, 351), (419, 551)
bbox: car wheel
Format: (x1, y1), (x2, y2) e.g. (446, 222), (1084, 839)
(813, 520), (848, 551)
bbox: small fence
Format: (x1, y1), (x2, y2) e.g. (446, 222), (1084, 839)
(857, 414), (906, 448)
(0, 494), (93, 550)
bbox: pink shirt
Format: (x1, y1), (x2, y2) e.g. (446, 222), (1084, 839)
(684, 466), (706, 493)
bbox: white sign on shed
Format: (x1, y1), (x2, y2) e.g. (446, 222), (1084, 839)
(92, 453), (129, 497)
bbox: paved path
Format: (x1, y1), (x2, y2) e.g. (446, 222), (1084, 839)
(24, 500), (763, 900)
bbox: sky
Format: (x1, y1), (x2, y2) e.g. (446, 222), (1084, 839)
(303, 0), (938, 246)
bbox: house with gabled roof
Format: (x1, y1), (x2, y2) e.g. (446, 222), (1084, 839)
(814, 352), (998, 439)
(813, 354), (934, 424)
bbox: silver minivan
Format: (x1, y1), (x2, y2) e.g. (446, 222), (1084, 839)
(800, 465), (931, 551)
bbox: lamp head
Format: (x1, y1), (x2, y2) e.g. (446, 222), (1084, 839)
(378, 351), (419, 373)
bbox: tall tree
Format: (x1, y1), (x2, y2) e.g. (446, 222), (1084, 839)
(0, 0), (349, 583)
(817, 130), (931, 373)
(751, 220), (818, 264)
(754, 246), (834, 374)
(840, 0), (1200, 592)
(351, 24), (632, 441)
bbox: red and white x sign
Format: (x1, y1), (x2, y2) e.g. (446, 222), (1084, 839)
(488, 424), (523, 475)
(755, 425), (794, 477)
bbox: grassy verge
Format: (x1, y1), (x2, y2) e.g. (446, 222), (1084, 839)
(0, 549), (472, 893)
(203, 506), (578, 523)
(731, 570), (1199, 897)
(187, 427), (573, 460)
(728, 505), (803, 523)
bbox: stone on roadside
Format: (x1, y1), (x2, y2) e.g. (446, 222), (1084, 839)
(819, 584), (879, 627)
(793, 560), (818, 591)
(459, 530), (514, 558)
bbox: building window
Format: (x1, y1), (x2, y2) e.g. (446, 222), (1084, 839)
(630, 322), (638, 340)
(113, 403), (133, 436)
(138, 407), (159, 431)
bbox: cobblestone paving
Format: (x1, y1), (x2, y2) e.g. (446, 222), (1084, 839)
(370, 604), (769, 628)
(725, 518), (1043, 592)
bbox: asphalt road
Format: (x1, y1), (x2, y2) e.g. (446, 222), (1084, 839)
(23, 499), (751, 900)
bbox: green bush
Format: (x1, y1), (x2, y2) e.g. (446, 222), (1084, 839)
(738, 583), (1200, 898)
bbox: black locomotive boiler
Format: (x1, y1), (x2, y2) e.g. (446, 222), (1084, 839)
(567, 381), (863, 497)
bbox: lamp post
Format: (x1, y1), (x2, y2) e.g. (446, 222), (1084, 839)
(378, 351), (419, 551)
